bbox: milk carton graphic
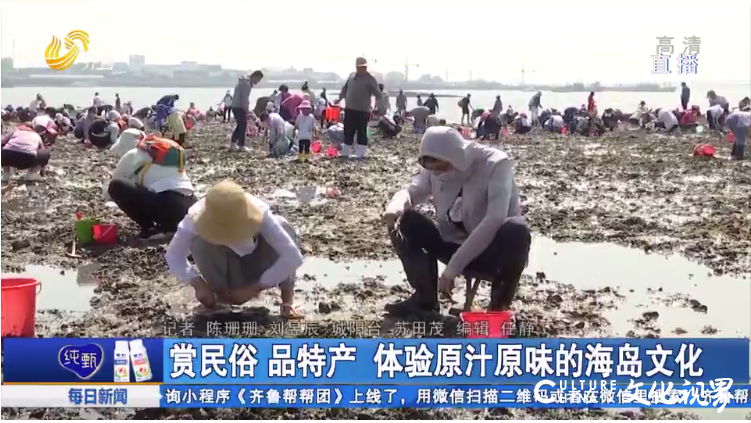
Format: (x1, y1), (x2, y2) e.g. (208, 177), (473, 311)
(113, 341), (130, 382)
(129, 339), (153, 382)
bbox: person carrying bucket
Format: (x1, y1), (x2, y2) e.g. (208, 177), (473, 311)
(725, 106), (751, 160)
(106, 136), (197, 240)
(381, 127), (531, 316)
(165, 180), (304, 318)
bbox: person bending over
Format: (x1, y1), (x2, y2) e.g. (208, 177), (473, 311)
(2, 123), (55, 182)
(107, 136), (196, 239)
(165, 180), (304, 318)
(382, 127), (531, 315)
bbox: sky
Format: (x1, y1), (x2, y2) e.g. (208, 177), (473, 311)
(1, 0), (750, 85)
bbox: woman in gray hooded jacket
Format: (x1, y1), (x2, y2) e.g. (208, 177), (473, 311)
(382, 127), (531, 315)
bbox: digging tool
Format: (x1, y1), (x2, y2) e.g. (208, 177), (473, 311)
(66, 239), (82, 258)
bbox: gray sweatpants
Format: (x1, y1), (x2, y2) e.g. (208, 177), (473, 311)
(191, 217), (297, 291)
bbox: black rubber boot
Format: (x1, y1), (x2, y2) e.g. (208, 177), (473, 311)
(385, 229), (439, 316)
(489, 264), (525, 312)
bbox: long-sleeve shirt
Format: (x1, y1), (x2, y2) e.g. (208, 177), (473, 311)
(165, 194), (303, 287)
(385, 141), (521, 280)
(339, 72), (381, 112)
(681, 86), (691, 101)
(376, 90), (391, 114)
(295, 113), (316, 140)
(231, 79), (252, 111)
(268, 113), (286, 141)
(2, 127), (44, 155)
(110, 148), (193, 196)
(396, 94), (407, 110)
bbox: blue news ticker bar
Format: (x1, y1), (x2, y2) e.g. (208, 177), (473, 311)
(159, 384), (751, 409)
(3, 338), (164, 383)
(162, 338), (749, 384)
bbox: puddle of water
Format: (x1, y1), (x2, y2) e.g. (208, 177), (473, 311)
(527, 237), (750, 339)
(1, 264), (98, 312)
(298, 240), (750, 419)
(527, 237), (751, 420)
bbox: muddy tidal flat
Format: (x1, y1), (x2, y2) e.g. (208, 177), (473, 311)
(1, 122), (749, 420)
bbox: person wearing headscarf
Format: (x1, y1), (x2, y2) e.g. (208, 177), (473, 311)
(2, 123), (55, 182)
(165, 180), (304, 317)
(110, 118), (146, 157)
(513, 113), (532, 134)
(492, 96), (503, 117)
(107, 136), (196, 239)
(382, 127), (530, 315)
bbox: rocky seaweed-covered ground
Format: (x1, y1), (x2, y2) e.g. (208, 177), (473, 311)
(1, 122), (748, 419)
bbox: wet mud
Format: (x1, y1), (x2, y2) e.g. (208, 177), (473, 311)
(2, 122), (749, 420)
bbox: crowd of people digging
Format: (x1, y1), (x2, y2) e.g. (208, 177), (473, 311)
(1, 56), (750, 323)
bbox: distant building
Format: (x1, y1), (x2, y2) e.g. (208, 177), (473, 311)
(129, 55), (146, 73)
(385, 71), (406, 86)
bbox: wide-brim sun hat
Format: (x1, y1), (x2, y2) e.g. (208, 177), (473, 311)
(193, 180), (263, 245)
(297, 100), (312, 110)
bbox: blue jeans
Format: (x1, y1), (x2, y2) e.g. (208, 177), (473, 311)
(413, 122), (425, 134)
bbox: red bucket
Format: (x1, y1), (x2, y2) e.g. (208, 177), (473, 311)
(460, 311), (514, 338)
(726, 132), (736, 143)
(325, 146), (338, 158)
(311, 140), (322, 154)
(561, 126), (568, 134)
(1, 278), (42, 337)
(93, 224), (118, 245)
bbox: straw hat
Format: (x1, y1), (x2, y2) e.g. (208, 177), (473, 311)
(193, 180), (263, 245)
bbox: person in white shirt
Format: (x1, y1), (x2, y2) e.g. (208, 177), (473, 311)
(28, 94), (43, 115)
(93, 92), (103, 115)
(110, 118), (146, 157)
(294, 101), (316, 162)
(656, 109), (679, 133)
(260, 111), (288, 157)
(165, 180), (304, 317)
(706, 103), (727, 131)
(106, 136), (196, 239)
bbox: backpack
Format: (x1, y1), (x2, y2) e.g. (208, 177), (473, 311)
(134, 135), (185, 185)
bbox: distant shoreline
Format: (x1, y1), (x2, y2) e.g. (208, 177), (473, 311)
(1, 77), (677, 94)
